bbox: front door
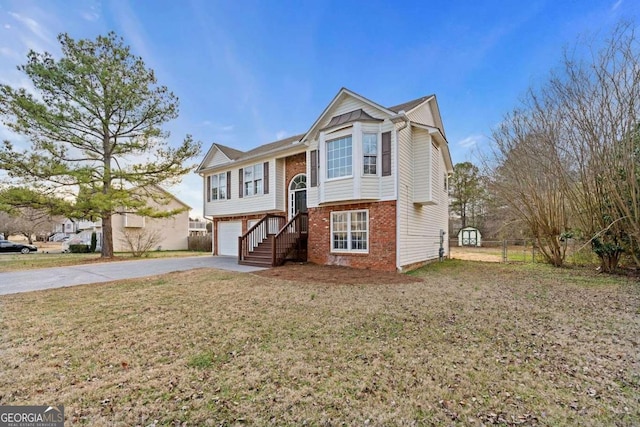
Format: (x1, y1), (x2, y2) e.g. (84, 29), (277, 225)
(289, 174), (307, 219)
(294, 190), (307, 214)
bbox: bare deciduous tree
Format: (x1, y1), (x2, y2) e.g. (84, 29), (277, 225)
(489, 21), (640, 271)
(491, 113), (570, 266)
(119, 227), (163, 257)
(15, 207), (57, 243)
(0, 211), (20, 240)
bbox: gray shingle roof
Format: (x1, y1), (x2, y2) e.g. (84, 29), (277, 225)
(204, 93), (434, 170)
(214, 143), (244, 160)
(234, 133), (305, 162)
(387, 95), (433, 113)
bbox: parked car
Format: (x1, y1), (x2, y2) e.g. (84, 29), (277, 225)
(0, 239), (38, 254)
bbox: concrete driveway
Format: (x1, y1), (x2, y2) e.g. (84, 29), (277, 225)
(0, 256), (265, 296)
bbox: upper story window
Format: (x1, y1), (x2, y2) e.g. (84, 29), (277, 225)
(363, 133), (378, 175)
(210, 172), (227, 200)
(326, 135), (352, 179)
(244, 163), (263, 196)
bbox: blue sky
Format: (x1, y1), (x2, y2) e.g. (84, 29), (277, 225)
(1, 0), (639, 217)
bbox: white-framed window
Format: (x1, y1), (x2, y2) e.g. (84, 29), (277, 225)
(210, 172), (227, 200)
(326, 135), (352, 179)
(331, 210), (368, 252)
(363, 133), (378, 175)
(244, 163), (263, 196)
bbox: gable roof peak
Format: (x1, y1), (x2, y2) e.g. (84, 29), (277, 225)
(213, 143), (244, 160)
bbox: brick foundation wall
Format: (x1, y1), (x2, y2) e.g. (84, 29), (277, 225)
(308, 201), (397, 272)
(284, 153), (307, 212)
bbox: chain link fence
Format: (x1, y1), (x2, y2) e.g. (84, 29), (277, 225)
(449, 238), (596, 265)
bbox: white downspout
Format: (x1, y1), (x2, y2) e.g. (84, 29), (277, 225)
(389, 111), (409, 271)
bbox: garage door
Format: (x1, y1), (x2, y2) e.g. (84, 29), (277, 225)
(217, 221), (242, 256)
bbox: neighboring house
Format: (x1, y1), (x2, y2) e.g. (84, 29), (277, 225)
(111, 186), (191, 252)
(197, 88), (453, 272)
(55, 186), (191, 252)
(50, 217), (101, 241)
(188, 218), (209, 236)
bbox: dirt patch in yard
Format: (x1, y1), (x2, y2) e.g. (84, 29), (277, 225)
(255, 262), (423, 284)
(449, 246), (503, 262)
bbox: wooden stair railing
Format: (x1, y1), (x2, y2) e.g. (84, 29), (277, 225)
(272, 212), (308, 266)
(238, 214), (286, 263)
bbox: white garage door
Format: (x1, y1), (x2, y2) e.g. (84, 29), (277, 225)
(217, 221), (242, 256)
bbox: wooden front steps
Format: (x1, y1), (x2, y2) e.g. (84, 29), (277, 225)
(238, 236), (275, 267)
(238, 212), (308, 268)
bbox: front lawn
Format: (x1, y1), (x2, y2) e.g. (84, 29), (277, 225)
(0, 261), (638, 425)
(0, 250), (208, 272)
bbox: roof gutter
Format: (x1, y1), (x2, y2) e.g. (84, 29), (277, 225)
(390, 110), (409, 131)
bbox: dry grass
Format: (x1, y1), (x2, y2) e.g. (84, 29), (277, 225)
(0, 251), (207, 272)
(0, 261), (638, 426)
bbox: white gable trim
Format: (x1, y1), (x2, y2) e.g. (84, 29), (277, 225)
(427, 96), (446, 138)
(196, 144), (233, 173)
(404, 95), (435, 114)
(301, 88), (397, 145)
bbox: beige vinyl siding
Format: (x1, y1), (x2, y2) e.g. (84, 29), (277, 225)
(412, 129), (432, 204)
(112, 195), (189, 252)
(202, 149), (232, 169)
(204, 159), (277, 217)
(406, 101), (435, 126)
(316, 95), (387, 131)
(360, 176), (379, 199)
(397, 126), (449, 269)
(432, 144), (443, 204)
(307, 186), (319, 208)
(323, 178), (355, 202)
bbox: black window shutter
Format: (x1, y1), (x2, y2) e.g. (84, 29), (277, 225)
(226, 171), (231, 199)
(238, 168), (243, 198)
(263, 162), (269, 194)
(382, 132), (391, 176)
(310, 150), (318, 187)
(206, 175), (211, 202)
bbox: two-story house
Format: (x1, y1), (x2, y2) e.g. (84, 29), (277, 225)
(51, 186), (191, 252)
(196, 88), (453, 272)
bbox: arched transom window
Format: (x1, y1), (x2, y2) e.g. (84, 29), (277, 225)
(289, 174), (306, 191)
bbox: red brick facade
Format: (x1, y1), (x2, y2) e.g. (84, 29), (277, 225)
(284, 153), (307, 212)
(307, 201), (397, 272)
